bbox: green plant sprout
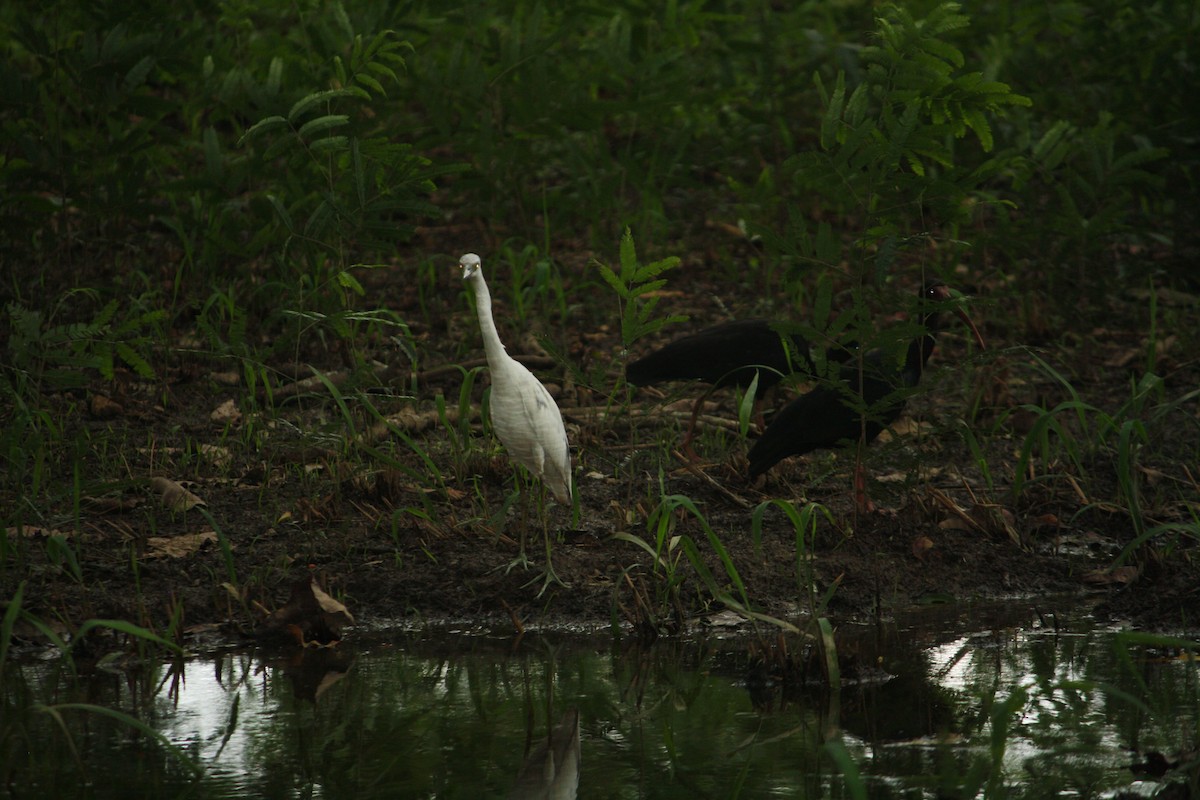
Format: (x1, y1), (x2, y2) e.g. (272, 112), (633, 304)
(595, 228), (687, 351)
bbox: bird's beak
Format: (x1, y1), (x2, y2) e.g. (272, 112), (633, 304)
(954, 307), (986, 350)
(931, 285), (986, 349)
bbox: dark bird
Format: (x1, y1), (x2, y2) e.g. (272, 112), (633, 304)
(626, 318), (845, 454)
(746, 281), (985, 511)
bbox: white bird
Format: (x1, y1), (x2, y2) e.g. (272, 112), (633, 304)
(460, 253), (573, 590)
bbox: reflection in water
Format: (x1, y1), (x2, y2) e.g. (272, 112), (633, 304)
(508, 709), (580, 800)
(272, 646), (354, 702)
(2, 603), (1198, 798)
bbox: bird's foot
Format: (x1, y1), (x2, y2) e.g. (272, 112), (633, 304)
(523, 562), (570, 598)
(496, 552), (532, 574)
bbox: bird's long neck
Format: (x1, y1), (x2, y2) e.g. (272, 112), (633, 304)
(469, 273), (510, 366)
(903, 313), (940, 385)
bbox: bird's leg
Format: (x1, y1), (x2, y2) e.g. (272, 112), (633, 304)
(853, 460), (876, 515)
(751, 392), (768, 433)
(681, 385), (719, 461)
(524, 484), (569, 597)
(680, 395), (704, 461)
(501, 473), (533, 573)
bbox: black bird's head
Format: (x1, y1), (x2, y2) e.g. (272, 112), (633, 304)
(921, 280), (985, 349)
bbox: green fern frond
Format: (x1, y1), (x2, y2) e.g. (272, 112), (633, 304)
(596, 229), (686, 348)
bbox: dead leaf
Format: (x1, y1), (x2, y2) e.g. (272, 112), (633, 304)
(210, 398), (242, 424)
(145, 531), (218, 559)
(257, 576), (355, 646)
(90, 394), (123, 418)
(310, 582), (355, 625)
(1104, 347), (1139, 368)
(210, 371), (240, 386)
(887, 417), (924, 437)
(295, 495), (335, 522)
(198, 443), (232, 469)
(5, 525), (74, 539)
(1153, 334), (1177, 356)
(912, 534), (934, 560)
(149, 477), (206, 512)
(1081, 566), (1139, 586)
(82, 494), (142, 514)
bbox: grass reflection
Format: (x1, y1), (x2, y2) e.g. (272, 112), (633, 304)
(2, 612), (1199, 798)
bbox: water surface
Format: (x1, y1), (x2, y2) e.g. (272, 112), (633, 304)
(3, 601), (1196, 798)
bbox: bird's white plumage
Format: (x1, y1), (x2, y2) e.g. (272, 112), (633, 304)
(460, 253), (572, 505)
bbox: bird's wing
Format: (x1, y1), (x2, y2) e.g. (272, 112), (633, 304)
(517, 376), (572, 501)
(489, 360), (572, 503)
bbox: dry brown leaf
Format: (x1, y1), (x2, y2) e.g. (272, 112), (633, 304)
(938, 517), (974, 533)
(210, 371), (240, 386)
(210, 398), (242, 424)
(1130, 286), (1199, 307)
(198, 443), (232, 469)
(82, 494), (143, 514)
(1081, 566), (1139, 586)
(311, 582), (356, 625)
(912, 534), (934, 560)
(145, 531), (218, 559)
(888, 417), (923, 437)
(90, 394), (123, 418)
(257, 576), (355, 646)
(6, 525), (74, 539)
(1103, 347), (1139, 368)
(149, 476), (206, 512)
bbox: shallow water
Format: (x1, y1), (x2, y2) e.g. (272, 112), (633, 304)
(3, 601), (1197, 798)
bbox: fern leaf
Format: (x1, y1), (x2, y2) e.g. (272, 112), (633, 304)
(596, 262), (628, 298)
(963, 108), (993, 151)
(96, 344), (115, 381)
(115, 342), (155, 379)
(93, 300), (119, 329)
(632, 256), (682, 284)
(922, 37), (964, 69)
(820, 72), (848, 149)
(287, 89), (360, 123)
(628, 278), (668, 299)
(355, 73), (385, 96)
(618, 228), (637, 279)
(297, 115), (350, 141)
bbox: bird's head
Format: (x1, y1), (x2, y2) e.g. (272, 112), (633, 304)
(922, 280), (986, 349)
(459, 253), (482, 281)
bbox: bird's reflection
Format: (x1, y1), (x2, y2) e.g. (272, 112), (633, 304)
(508, 708), (581, 800)
(276, 646), (355, 703)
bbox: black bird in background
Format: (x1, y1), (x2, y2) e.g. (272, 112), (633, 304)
(746, 281), (985, 511)
(626, 318), (847, 455)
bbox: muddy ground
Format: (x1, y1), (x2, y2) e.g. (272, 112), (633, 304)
(5, 239), (1200, 649)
